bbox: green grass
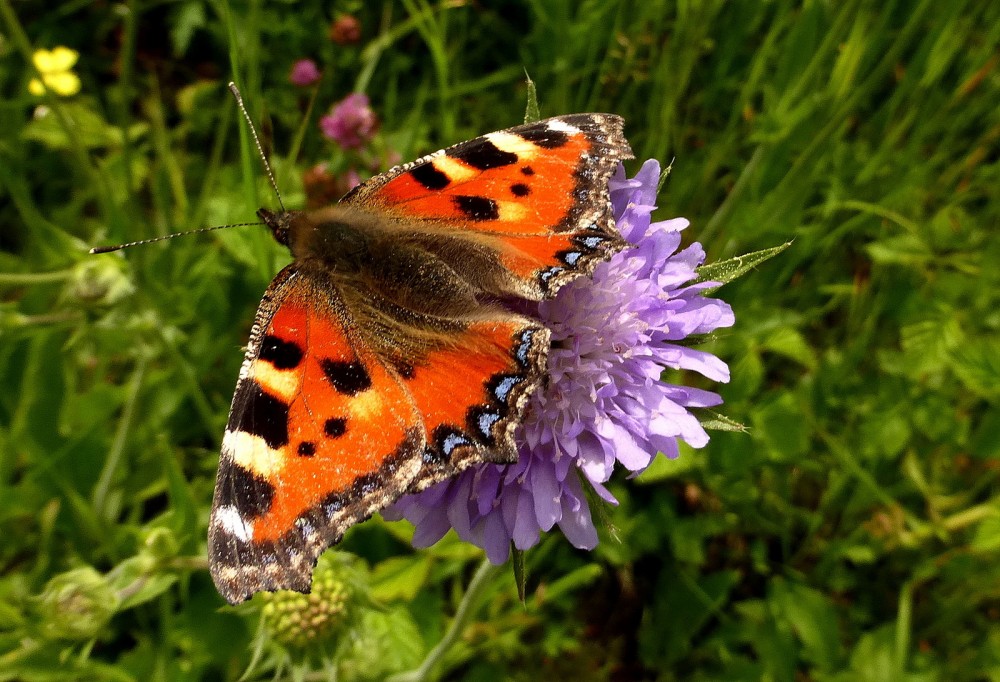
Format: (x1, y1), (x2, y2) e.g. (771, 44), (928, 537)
(1, 0), (999, 679)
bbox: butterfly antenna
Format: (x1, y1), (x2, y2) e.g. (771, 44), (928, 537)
(89, 222), (262, 254)
(228, 82), (286, 212)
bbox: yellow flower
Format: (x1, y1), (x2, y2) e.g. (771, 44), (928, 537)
(28, 47), (81, 97)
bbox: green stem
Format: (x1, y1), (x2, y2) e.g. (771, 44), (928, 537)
(92, 357), (147, 521)
(0, 270), (74, 286)
(388, 558), (499, 682)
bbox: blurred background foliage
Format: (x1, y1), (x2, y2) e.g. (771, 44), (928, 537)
(1, 0), (999, 679)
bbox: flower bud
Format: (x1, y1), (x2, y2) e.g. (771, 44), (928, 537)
(329, 15), (361, 45)
(259, 558), (353, 650)
(36, 567), (119, 640)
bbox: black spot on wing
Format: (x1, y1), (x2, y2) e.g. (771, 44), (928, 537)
(521, 166), (535, 175)
(297, 441), (316, 456)
(227, 380), (289, 449)
(324, 417), (347, 438)
(216, 462), (275, 519)
(409, 162), (451, 190)
(259, 335), (303, 370)
(321, 360), (372, 395)
(454, 195), (499, 221)
(510, 183), (530, 197)
(518, 125), (570, 149)
(447, 139), (517, 170)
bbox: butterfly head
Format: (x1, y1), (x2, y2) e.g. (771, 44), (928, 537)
(258, 208), (301, 248)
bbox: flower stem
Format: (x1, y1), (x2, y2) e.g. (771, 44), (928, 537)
(0, 270), (73, 286)
(92, 357), (147, 521)
(388, 557), (499, 682)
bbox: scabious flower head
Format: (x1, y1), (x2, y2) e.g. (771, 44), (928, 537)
(319, 93), (378, 150)
(385, 159), (735, 563)
(289, 59), (321, 87)
(29, 47), (80, 97)
(258, 553), (361, 652)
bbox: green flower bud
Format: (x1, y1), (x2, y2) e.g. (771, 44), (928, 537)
(69, 258), (134, 306)
(141, 527), (179, 561)
(36, 567), (119, 640)
(259, 559), (353, 650)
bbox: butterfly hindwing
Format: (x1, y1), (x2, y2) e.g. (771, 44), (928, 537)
(209, 265), (424, 603)
(341, 114), (633, 299)
(394, 316), (551, 493)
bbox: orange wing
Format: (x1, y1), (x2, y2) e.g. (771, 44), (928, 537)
(209, 265), (424, 603)
(209, 265), (549, 603)
(341, 114), (633, 299)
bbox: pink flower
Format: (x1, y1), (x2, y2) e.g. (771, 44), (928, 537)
(319, 93), (378, 150)
(289, 59), (321, 87)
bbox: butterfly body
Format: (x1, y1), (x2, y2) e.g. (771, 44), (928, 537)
(210, 114), (632, 603)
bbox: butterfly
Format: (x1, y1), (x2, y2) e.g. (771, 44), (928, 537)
(209, 114), (633, 604)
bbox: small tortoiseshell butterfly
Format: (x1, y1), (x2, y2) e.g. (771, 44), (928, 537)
(209, 114), (632, 603)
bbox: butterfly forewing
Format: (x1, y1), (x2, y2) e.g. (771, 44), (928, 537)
(342, 114), (633, 298)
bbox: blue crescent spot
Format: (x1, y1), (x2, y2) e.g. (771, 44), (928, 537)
(295, 517), (315, 537)
(493, 375), (522, 402)
(581, 235), (604, 248)
(563, 251), (582, 265)
(541, 266), (563, 283)
(516, 330), (534, 364)
(478, 411), (502, 436)
(442, 432), (470, 456)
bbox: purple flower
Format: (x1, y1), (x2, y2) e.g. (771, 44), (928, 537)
(289, 59), (321, 87)
(319, 93), (378, 150)
(384, 159), (735, 563)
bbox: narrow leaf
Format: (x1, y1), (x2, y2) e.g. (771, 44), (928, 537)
(697, 241), (792, 292)
(700, 410), (749, 433)
(523, 72), (540, 123)
(511, 544), (527, 603)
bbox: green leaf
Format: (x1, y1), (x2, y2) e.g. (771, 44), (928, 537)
(751, 392), (810, 462)
(639, 570), (740, 668)
(866, 234), (932, 267)
(949, 337), (1000, 398)
(530, 565), (602, 606)
(970, 514), (1000, 554)
(22, 102), (128, 150)
(700, 409), (750, 433)
(637, 443), (699, 483)
(370, 555), (432, 602)
(761, 327), (817, 370)
(340, 607), (425, 681)
(170, 1), (207, 57)
(523, 73), (540, 123)
(511, 545), (526, 603)
(697, 241), (792, 292)
(770, 580), (843, 671)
